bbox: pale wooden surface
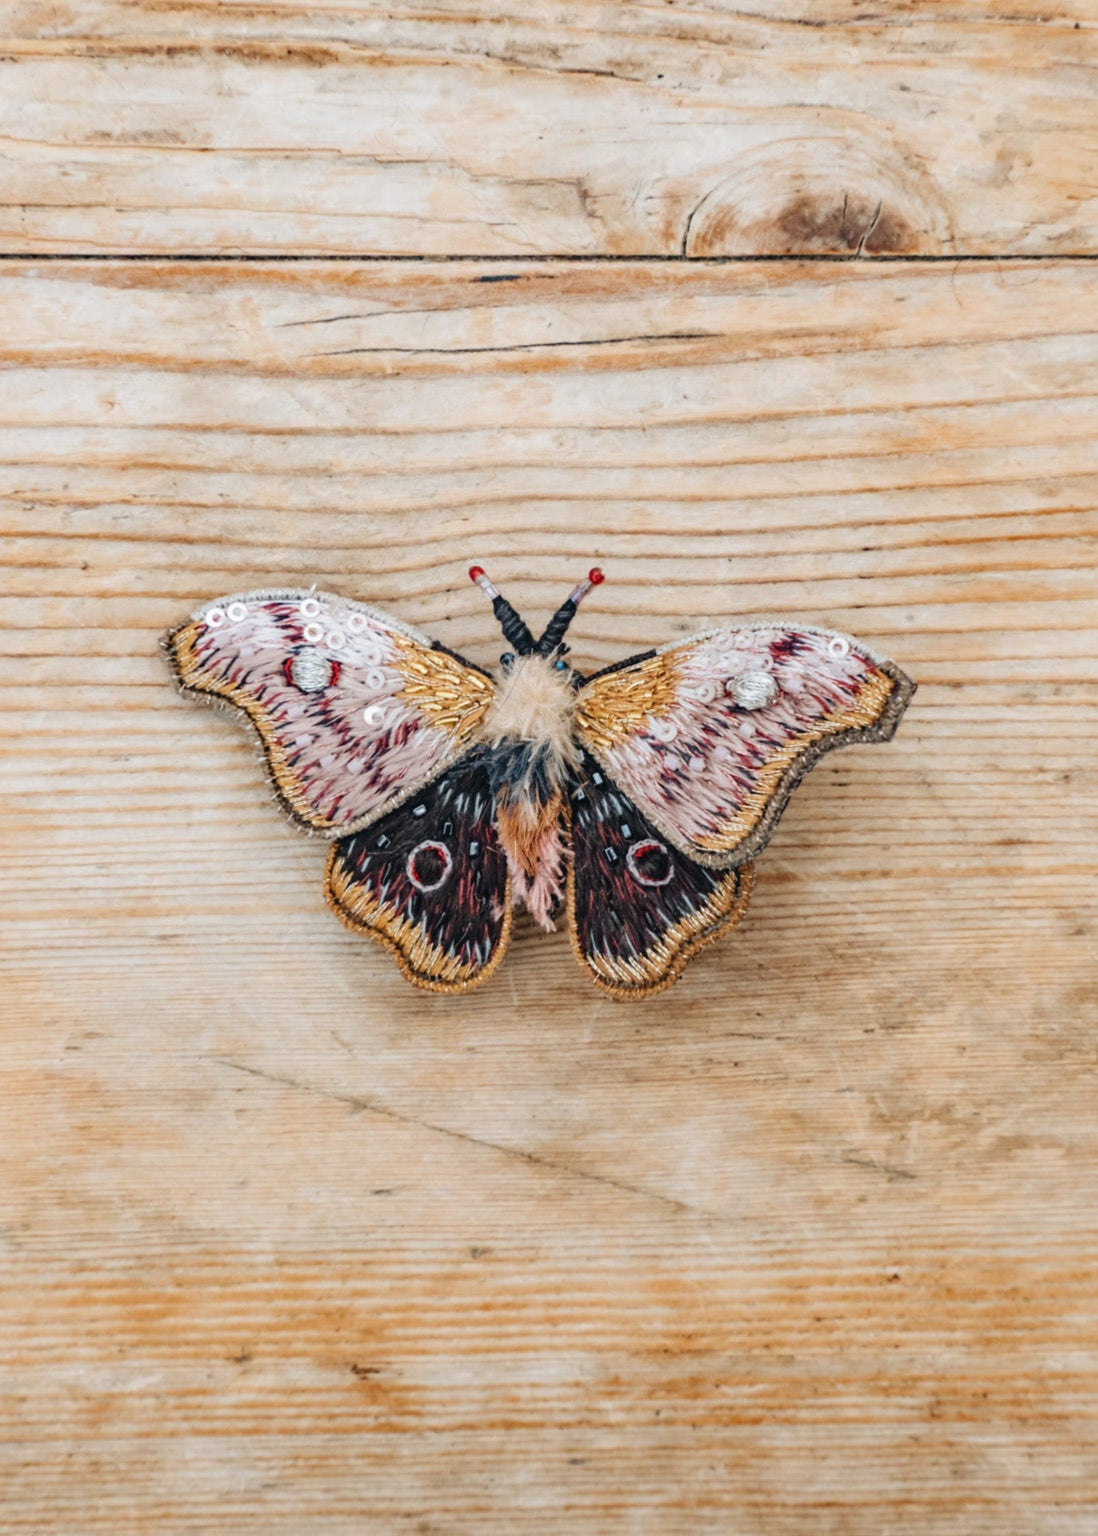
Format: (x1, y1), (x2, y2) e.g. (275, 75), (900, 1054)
(3, 1), (1098, 255)
(2, 257), (1097, 1532)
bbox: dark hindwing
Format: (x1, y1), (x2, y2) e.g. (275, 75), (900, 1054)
(325, 752), (511, 993)
(568, 753), (754, 999)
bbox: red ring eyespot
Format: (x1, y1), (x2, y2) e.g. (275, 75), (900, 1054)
(626, 839), (674, 888)
(406, 840), (453, 893)
(588, 567), (605, 585)
(468, 565), (485, 582)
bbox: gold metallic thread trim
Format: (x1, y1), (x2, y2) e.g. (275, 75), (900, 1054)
(325, 845), (513, 995)
(574, 650), (681, 753)
(390, 634), (494, 738)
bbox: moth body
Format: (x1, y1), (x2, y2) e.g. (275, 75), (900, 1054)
(480, 652), (579, 774)
(480, 653), (579, 930)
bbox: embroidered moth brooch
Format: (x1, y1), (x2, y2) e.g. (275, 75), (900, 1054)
(165, 567), (914, 999)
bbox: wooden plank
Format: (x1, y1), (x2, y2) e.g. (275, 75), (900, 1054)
(2, 4), (1097, 255)
(2, 258), (1097, 1532)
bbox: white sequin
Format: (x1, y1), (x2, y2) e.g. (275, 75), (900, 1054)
(303, 622), (324, 643)
(828, 635), (851, 658)
(648, 717), (678, 743)
(299, 598), (321, 618)
(728, 670), (780, 709)
(205, 607), (225, 628)
(347, 612), (368, 633)
(365, 668), (387, 691)
(686, 682), (717, 703)
(226, 601), (248, 623)
(362, 704), (387, 727)
(325, 631), (345, 649)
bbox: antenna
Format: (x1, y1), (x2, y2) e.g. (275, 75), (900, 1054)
(468, 566), (536, 655)
(536, 568), (604, 656)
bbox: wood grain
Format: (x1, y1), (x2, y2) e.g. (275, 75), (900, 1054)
(2, 258), (1096, 1532)
(2, 2), (1097, 256)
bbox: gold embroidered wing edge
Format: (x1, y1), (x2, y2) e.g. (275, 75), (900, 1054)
(566, 857), (756, 1001)
(162, 587), (494, 840)
(325, 845), (514, 995)
(575, 623), (916, 871)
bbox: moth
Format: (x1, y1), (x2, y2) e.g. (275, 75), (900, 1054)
(164, 567), (914, 999)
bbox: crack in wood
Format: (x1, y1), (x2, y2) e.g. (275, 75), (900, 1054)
(206, 1054), (715, 1220)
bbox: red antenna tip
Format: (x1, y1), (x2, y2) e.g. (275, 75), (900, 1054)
(588, 567), (605, 585)
(468, 565), (485, 582)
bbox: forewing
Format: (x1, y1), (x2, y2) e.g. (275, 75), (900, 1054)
(575, 625), (914, 867)
(326, 753), (511, 993)
(568, 754), (753, 999)
(165, 589), (493, 836)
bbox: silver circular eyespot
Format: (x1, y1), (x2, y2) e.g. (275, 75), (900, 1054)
(626, 839), (675, 888)
(289, 648), (333, 693)
(406, 840), (452, 893)
(828, 635), (851, 658)
(728, 670), (780, 710)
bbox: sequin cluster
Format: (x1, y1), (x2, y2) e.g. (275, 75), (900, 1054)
(170, 590), (490, 835)
(577, 625), (895, 861)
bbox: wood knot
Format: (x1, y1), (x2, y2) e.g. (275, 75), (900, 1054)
(681, 139), (951, 257)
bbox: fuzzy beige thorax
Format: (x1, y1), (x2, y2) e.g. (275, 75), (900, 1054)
(478, 654), (579, 769)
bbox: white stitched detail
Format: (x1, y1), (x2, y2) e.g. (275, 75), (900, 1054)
(728, 671), (779, 709)
(289, 649), (332, 693)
